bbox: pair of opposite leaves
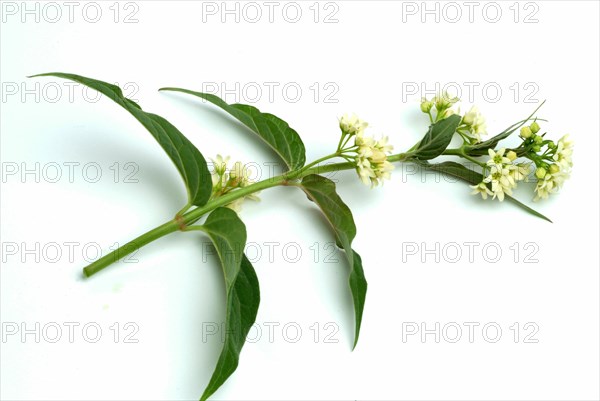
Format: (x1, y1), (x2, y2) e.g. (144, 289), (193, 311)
(32, 72), (367, 400)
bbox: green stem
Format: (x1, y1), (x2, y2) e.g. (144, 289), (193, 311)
(82, 219), (180, 277)
(83, 174), (290, 277)
(175, 202), (192, 217)
(82, 151), (412, 278)
(288, 152), (341, 179)
(443, 148), (485, 167)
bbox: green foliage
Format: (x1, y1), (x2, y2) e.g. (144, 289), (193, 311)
(195, 208), (260, 400)
(415, 160), (552, 222)
(412, 115), (462, 160)
(300, 174), (368, 348)
(159, 88), (306, 171)
(31, 73), (212, 206)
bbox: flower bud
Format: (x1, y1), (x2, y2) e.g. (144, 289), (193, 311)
(442, 108), (456, 118)
(434, 96), (445, 110)
(530, 121), (540, 134)
(507, 150), (517, 161)
(434, 92), (458, 111)
(534, 135), (544, 145)
(339, 113), (367, 137)
(547, 141), (557, 150)
(549, 164), (560, 174)
(462, 106), (478, 125)
(535, 167), (547, 179)
(420, 98), (432, 113)
(520, 126), (532, 139)
(532, 145), (541, 152)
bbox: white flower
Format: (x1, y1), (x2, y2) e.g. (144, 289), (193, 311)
(339, 113), (368, 137)
(470, 182), (493, 200)
(483, 165), (514, 201)
(354, 133), (394, 187)
(533, 168), (569, 202)
(211, 170), (227, 187)
(229, 161), (252, 187)
(462, 106), (487, 142)
(212, 154), (230, 175)
(509, 162), (531, 182)
(553, 134), (574, 170)
(209, 156), (259, 212)
(376, 136), (394, 154)
(550, 170), (570, 190)
(486, 148), (511, 170)
(533, 174), (555, 201)
(225, 198), (244, 212)
(440, 106), (459, 119)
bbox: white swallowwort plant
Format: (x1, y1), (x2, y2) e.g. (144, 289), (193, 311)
(31, 74), (572, 400)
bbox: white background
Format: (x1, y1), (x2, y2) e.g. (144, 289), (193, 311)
(1, 1), (599, 400)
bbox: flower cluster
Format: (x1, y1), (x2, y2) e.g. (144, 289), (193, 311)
(471, 148), (531, 201)
(420, 91), (459, 120)
(470, 121), (573, 202)
(355, 134), (394, 187)
(421, 92), (487, 144)
(210, 155), (259, 211)
(337, 114), (394, 187)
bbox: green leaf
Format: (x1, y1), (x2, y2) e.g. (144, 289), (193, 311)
(466, 101), (546, 156)
(159, 87), (306, 171)
(413, 114), (462, 160)
(199, 207), (247, 289)
(414, 160), (552, 223)
(197, 208), (260, 401)
(299, 174), (367, 348)
(200, 254), (260, 401)
(348, 249), (367, 346)
(30, 72), (212, 206)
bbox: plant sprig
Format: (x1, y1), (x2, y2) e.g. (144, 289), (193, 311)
(31, 74), (572, 400)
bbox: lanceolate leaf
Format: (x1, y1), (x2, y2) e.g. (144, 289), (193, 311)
(414, 160), (552, 223)
(466, 101), (546, 156)
(300, 174), (367, 349)
(159, 87), (306, 171)
(197, 208), (260, 401)
(199, 207), (247, 289)
(200, 255), (260, 401)
(413, 114), (462, 160)
(30, 73), (212, 206)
